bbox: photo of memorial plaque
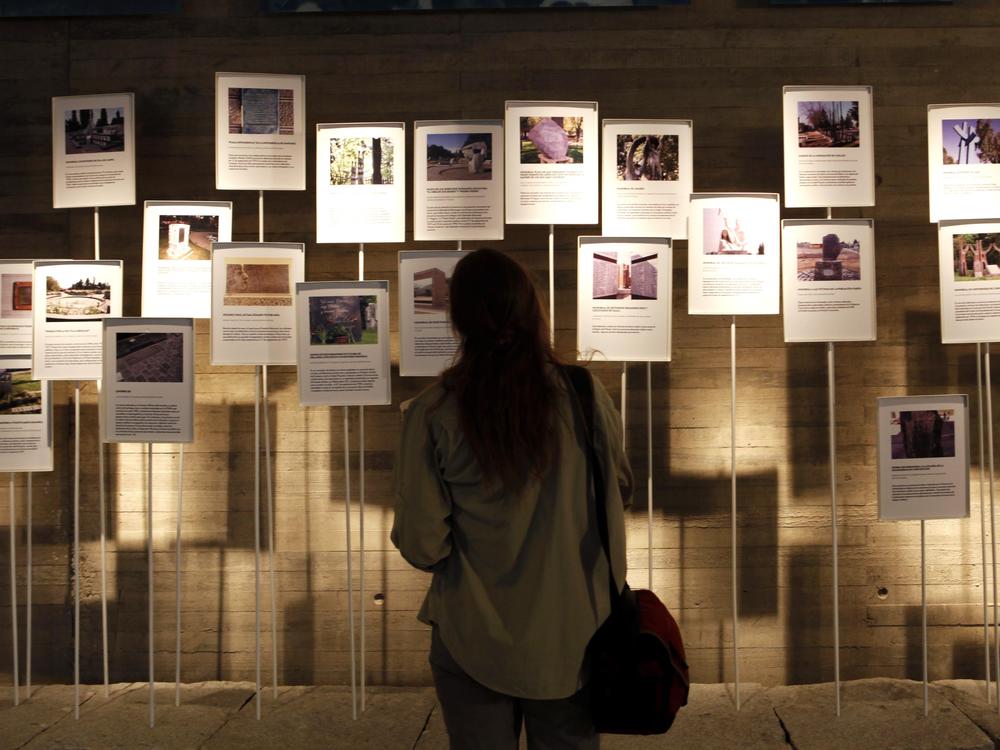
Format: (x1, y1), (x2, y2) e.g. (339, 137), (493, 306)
(223, 259), (292, 307)
(2, 276), (31, 318)
(228, 87), (294, 135)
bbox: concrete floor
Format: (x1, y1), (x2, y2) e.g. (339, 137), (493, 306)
(1, 679), (999, 749)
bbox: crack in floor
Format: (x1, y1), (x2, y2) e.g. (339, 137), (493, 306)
(772, 706), (798, 750)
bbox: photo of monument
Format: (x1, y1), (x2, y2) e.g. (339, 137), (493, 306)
(228, 87), (294, 135)
(0, 369), (41, 415)
(115, 332), (184, 383)
(413, 266), (452, 313)
(890, 409), (956, 460)
(426, 133), (493, 181)
(952, 232), (1000, 282)
(223, 259), (292, 307)
(45, 268), (113, 322)
(796, 233), (861, 281)
(942, 119), (1000, 165)
(519, 116), (584, 164)
(592, 250), (658, 300)
(158, 214), (220, 261)
(615, 134), (679, 181)
(309, 295), (378, 345)
(1, 274), (31, 319)
(330, 137), (395, 185)
(64, 106), (125, 154)
(797, 101), (860, 148)
(703, 207), (766, 256)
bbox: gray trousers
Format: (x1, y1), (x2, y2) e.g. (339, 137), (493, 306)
(429, 627), (599, 750)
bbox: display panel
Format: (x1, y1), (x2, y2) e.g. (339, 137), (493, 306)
(31, 260), (123, 381)
(316, 122), (405, 244)
(0, 260), (39, 358)
(504, 101), (599, 226)
(577, 237), (671, 362)
(927, 104), (1000, 223)
(781, 219), (876, 342)
(141, 201), (233, 319)
(782, 86), (874, 208)
(210, 242), (304, 365)
(52, 92), (135, 209)
(215, 72), (306, 191)
(601, 119), (692, 240)
(687, 193), (780, 316)
(101, 318), (195, 444)
(414, 120), (504, 242)
(296, 280), (391, 406)
(937, 219), (1000, 344)
(877, 394), (969, 521)
(398, 250), (463, 377)
(0, 358), (53, 473)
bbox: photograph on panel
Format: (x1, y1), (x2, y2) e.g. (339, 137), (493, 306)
(44, 267), (114, 321)
(2, 273), (31, 318)
(115, 332), (184, 383)
(797, 100), (860, 148)
(889, 409), (956, 460)
(309, 295), (379, 345)
(64, 106), (125, 154)
(224, 258), (293, 307)
(519, 116), (584, 164)
(615, 134), (679, 181)
(942, 119), (1000, 165)
(796, 232), (862, 282)
(0, 369), (41, 415)
(158, 214), (220, 261)
(413, 266), (453, 314)
(427, 132), (493, 181)
(228, 87), (294, 135)
(592, 249), (658, 300)
(703, 207), (768, 255)
(952, 232), (1000, 281)
(329, 137), (395, 185)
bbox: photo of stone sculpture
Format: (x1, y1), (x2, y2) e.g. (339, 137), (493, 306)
(158, 214), (220, 261)
(519, 116), (584, 164)
(952, 232), (1000, 282)
(703, 207), (766, 256)
(330, 137), (395, 185)
(115, 332), (184, 383)
(309, 295), (378, 345)
(796, 233), (861, 281)
(615, 134), (679, 181)
(942, 119), (1000, 165)
(45, 268), (113, 322)
(592, 250), (657, 300)
(0, 370), (41, 416)
(890, 409), (956, 460)
(1, 274), (31, 319)
(64, 107), (125, 154)
(797, 101), (860, 148)
(223, 259), (292, 307)
(227, 87), (294, 135)
(426, 133), (493, 181)
(413, 267), (452, 314)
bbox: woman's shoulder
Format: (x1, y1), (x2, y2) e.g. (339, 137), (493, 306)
(401, 381), (457, 426)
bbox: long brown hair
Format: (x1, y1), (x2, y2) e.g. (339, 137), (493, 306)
(440, 248), (560, 489)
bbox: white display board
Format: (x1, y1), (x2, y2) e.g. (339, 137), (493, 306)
(210, 242), (304, 366)
(414, 120), (504, 242)
(141, 201), (233, 319)
(101, 318), (195, 444)
(399, 250), (463, 377)
(601, 119), (693, 240)
(687, 193), (781, 316)
(296, 280), (391, 406)
(504, 100), (599, 226)
(781, 219), (876, 343)
(782, 86), (874, 208)
(0, 358), (53, 473)
(0, 261), (38, 358)
(52, 92), (135, 209)
(577, 237), (672, 362)
(214, 72), (306, 191)
(316, 122), (406, 244)
(928, 104), (1000, 222)
(31, 260), (123, 381)
(877, 394), (970, 521)
(937, 219), (1000, 344)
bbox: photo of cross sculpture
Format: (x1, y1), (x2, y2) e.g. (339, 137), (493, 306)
(952, 121), (981, 165)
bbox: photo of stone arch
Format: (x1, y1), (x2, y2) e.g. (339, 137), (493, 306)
(953, 232), (1000, 281)
(413, 266), (452, 313)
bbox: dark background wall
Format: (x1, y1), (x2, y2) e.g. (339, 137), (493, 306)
(0, 0), (995, 688)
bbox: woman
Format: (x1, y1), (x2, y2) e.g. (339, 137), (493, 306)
(392, 248), (632, 749)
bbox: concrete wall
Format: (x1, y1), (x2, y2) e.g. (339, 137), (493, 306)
(0, 0), (995, 688)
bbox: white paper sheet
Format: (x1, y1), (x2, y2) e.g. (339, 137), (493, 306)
(928, 104), (1000, 222)
(399, 250), (463, 377)
(0, 358), (53, 473)
(0, 261), (39, 358)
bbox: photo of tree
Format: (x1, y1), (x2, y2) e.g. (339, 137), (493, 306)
(952, 232), (1000, 282)
(0, 370), (41, 416)
(942, 119), (1000, 165)
(309, 295), (378, 345)
(426, 133), (492, 181)
(797, 101), (860, 148)
(64, 107), (125, 154)
(519, 116), (583, 164)
(45, 269), (113, 321)
(330, 137), (395, 185)
(615, 134), (678, 181)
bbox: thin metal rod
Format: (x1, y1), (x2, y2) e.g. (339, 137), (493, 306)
(94, 206), (100, 260)
(828, 342), (841, 716)
(921, 519), (928, 718)
(258, 190), (264, 243)
(646, 362), (653, 591)
(263, 366), (278, 700)
(254, 367), (262, 720)
(987, 343), (999, 713)
(10, 474), (18, 706)
(26, 472), (31, 700)
(548, 224), (555, 345)
(730, 317), (740, 711)
(97, 381), (109, 698)
(175, 445), (184, 707)
(621, 364), (627, 452)
(147, 444), (155, 729)
(826, 207), (833, 221)
(344, 406), (358, 720)
(978, 343), (991, 703)
(359, 405), (366, 712)
(73, 382), (81, 720)
(457, 240), (463, 252)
